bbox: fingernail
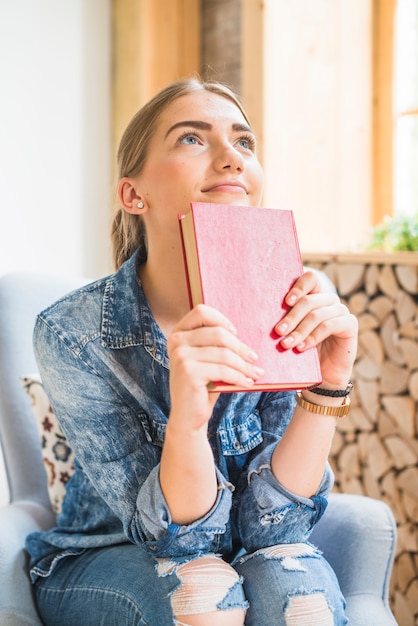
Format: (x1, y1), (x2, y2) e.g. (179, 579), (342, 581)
(276, 322), (288, 335)
(247, 350), (258, 362)
(281, 335), (294, 347)
(253, 367), (264, 378)
(287, 294), (297, 305)
(296, 341), (305, 351)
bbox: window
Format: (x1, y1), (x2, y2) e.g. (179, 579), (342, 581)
(393, 0), (418, 217)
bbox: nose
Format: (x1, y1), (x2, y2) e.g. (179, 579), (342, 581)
(213, 142), (244, 172)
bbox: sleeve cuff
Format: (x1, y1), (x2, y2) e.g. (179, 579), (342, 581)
(136, 465), (234, 556)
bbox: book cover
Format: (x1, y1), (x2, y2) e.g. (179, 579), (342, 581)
(179, 202), (322, 392)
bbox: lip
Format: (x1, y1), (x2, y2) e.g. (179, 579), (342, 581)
(202, 181), (248, 194)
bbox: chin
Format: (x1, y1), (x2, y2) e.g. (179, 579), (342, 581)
(202, 194), (252, 207)
(227, 199), (252, 207)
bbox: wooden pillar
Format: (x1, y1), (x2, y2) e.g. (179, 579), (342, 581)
(112, 0), (201, 164)
(372, 0), (396, 224)
(241, 0), (265, 166)
(200, 0), (242, 93)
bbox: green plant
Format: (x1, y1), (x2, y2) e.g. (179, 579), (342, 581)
(368, 213), (418, 252)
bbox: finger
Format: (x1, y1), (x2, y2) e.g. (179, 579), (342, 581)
(284, 270), (323, 307)
(277, 300), (352, 349)
(184, 362), (259, 390)
(292, 311), (357, 352)
(174, 304), (237, 335)
(169, 323), (259, 364)
(170, 344), (264, 388)
(275, 293), (338, 336)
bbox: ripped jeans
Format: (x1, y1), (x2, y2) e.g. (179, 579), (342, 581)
(34, 542), (347, 625)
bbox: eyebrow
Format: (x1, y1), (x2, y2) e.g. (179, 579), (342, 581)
(164, 120), (254, 139)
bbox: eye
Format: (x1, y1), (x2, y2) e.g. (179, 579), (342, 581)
(178, 132), (201, 145)
(237, 134), (256, 151)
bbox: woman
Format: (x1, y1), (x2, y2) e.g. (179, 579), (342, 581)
(26, 78), (357, 625)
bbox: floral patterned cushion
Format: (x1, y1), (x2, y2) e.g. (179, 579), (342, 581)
(20, 375), (75, 514)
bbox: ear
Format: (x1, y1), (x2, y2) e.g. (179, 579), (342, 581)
(118, 178), (147, 215)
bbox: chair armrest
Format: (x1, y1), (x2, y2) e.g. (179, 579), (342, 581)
(311, 493), (398, 625)
(0, 501), (55, 626)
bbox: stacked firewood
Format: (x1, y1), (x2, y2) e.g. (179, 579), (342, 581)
(303, 252), (418, 626)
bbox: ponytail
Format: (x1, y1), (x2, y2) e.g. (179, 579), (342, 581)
(111, 208), (147, 270)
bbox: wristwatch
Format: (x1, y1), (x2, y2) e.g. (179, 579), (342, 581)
(296, 391), (351, 418)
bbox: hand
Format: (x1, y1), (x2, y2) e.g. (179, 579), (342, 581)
(274, 271), (358, 387)
(167, 304), (264, 430)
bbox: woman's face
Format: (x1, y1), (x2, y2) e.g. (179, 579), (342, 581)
(134, 90), (264, 234)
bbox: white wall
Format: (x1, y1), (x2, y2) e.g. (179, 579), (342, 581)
(0, 0), (112, 279)
(262, 0), (373, 253)
(0, 0), (111, 505)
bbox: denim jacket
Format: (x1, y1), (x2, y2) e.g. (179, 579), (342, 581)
(26, 249), (333, 582)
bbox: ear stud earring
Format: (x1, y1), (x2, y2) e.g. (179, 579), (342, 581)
(137, 201), (144, 209)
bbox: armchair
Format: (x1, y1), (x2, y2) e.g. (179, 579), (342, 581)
(0, 271), (398, 625)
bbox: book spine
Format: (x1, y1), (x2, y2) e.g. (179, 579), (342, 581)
(178, 214), (194, 309)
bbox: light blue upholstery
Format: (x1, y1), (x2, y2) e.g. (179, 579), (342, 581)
(0, 272), (398, 625)
(0, 273), (87, 626)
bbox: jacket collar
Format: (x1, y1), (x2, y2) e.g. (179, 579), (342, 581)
(100, 248), (169, 367)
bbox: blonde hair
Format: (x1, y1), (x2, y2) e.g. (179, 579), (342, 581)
(111, 77), (250, 269)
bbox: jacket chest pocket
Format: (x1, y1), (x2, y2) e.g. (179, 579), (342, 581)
(218, 411), (263, 456)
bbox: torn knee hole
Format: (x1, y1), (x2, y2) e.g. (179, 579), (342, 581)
(286, 592), (334, 626)
(256, 543), (319, 572)
(261, 543), (318, 559)
(170, 557), (241, 616)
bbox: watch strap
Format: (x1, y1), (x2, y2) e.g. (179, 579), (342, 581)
(308, 380), (353, 397)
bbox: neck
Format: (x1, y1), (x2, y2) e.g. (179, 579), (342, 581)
(139, 237), (191, 336)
